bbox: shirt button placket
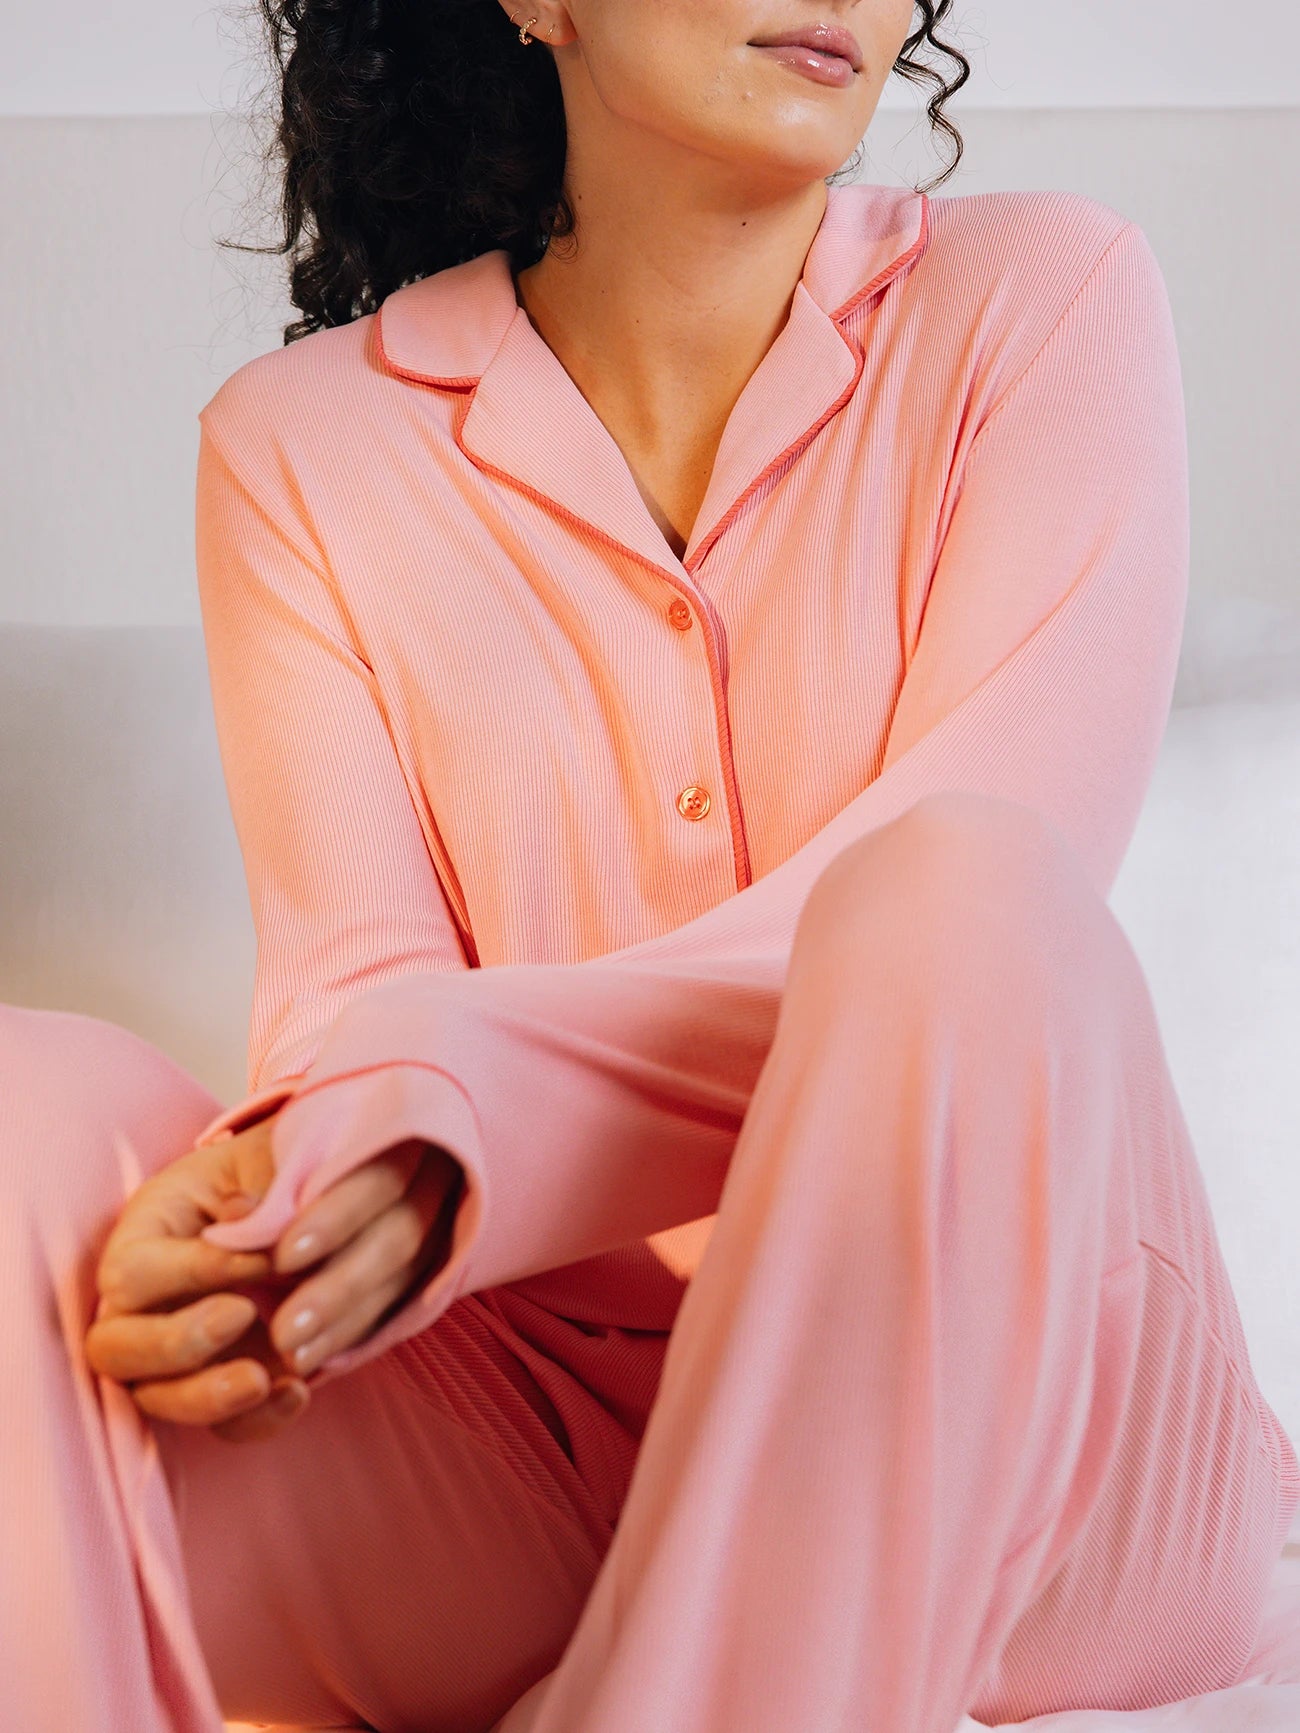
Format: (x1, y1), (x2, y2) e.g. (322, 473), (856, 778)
(666, 593), (712, 824)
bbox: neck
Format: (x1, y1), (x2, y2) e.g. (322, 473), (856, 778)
(512, 177), (832, 452)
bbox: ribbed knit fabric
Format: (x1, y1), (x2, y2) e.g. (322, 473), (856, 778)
(4, 181), (1296, 1733)
(193, 179), (1193, 1357)
(187, 180), (1298, 1727)
(191, 182), (1176, 1105)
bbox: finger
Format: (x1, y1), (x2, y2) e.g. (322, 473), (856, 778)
(99, 1161), (213, 1252)
(271, 1157), (454, 1373)
(273, 1195), (429, 1369)
(271, 1138), (429, 1276)
(208, 1376), (311, 1446)
(98, 1150), (248, 1266)
(96, 1123), (278, 1313)
(129, 1356), (274, 1427)
(278, 1256), (422, 1379)
(95, 1232), (274, 1318)
(85, 1292), (261, 1384)
(125, 1306), (293, 1431)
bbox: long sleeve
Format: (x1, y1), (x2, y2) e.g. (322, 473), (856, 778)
(202, 219), (1190, 1387)
(190, 417), (470, 1136)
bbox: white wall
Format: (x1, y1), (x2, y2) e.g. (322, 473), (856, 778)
(3, 0), (1299, 114)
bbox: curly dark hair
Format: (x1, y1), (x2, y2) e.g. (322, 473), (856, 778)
(221, 1), (971, 345)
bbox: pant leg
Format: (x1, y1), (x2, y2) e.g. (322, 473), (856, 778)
(497, 789), (1297, 1733)
(155, 1294), (617, 1733)
(0, 1003), (625, 1733)
(967, 1244), (1296, 1721)
(0, 1003), (233, 1733)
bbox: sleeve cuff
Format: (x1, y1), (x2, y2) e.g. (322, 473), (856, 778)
(197, 1060), (488, 1386)
(191, 1075), (308, 1146)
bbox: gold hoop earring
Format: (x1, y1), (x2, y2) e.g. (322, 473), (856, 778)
(510, 13), (556, 46)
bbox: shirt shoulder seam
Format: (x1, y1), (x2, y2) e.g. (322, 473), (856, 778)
(971, 218), (1140, 444)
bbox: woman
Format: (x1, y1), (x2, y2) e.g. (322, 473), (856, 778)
(4, 1), (1296, 1729)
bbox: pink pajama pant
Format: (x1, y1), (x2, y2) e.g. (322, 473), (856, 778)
(2, 794), (1297, 1733)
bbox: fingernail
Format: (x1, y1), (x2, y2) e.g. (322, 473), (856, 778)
(281, 1304), (319, 1348)
(202, 1295), (253, 1333)
(212, 1192), (261, 1222)
(271, 1381), (307, 1416)
(291, 1337), (324, 1373)
(214, 1367), (252, 1401)
(279, 1231), (320, 1271)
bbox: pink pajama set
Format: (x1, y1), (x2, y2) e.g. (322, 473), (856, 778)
(2, 181), (1296, 1733)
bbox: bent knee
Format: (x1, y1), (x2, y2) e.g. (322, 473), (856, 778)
(833, 791), (1079, 892)
(0, 1003), (220, 1216)
(794, 791), (1114, 982)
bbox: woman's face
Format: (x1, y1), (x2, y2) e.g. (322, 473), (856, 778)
(503, 1), (916, 195)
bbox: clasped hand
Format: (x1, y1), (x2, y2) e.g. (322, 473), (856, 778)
(83, 1111), (464, 1443)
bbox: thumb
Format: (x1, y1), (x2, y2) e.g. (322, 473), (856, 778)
(201, 1117), (299, 1252)
(209, 1191), (264, 1223)
(201, 1182), (299, 1253)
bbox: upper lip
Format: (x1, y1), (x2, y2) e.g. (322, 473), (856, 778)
(749, 21), (863, 71)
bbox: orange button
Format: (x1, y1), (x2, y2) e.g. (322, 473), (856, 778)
(676, 784), (711, 821)
(667, 597), (693, 631)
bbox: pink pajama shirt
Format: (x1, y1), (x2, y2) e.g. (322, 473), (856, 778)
(3, 180), (1296, 1732)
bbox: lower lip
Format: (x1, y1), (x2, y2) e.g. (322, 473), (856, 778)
(751, 43), (857, 87)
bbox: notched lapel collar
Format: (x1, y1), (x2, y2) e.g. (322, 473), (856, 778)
(374, 183), (931, 575)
